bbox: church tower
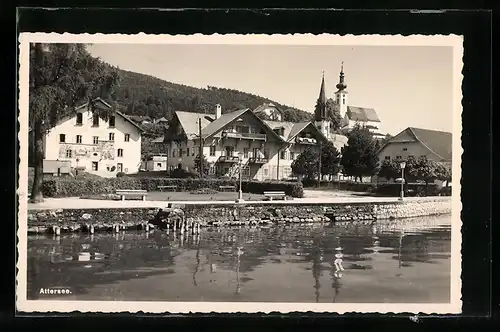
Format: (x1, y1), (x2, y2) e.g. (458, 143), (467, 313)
(334, 62), (348, 119)
(314, 72), (331, 138)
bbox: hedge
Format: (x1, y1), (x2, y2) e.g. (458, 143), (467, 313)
(35, 177), (304, 198)
(375, 183), (441, 197)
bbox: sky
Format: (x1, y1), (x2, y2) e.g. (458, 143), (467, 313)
(87, 44), (454, 136)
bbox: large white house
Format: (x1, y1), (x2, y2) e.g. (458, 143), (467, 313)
(40, 98), (144, 177)
(162, 104), (331, 181)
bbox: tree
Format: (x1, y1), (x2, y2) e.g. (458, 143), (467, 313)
(291, 147), (318, 180)
(407, 156), (440, 195)
(194, 153), (210, 177)
(340, 124), (379, 182)
(313, 98), (343, 132)
(29, 43), (120, 202)
(320, 142), (342, 179)
(435, 162), (452, 187)
(326, 98), (343, 132)
(377, 159), (401, 181)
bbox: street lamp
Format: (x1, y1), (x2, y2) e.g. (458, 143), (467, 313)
(236, 152), (244, 203)
(399, 161), (406, 201)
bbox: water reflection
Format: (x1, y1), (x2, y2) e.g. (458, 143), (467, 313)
(27, 215), (452, 303)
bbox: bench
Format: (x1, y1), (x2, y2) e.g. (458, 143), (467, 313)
(116, 189), (148, 201)
(263, 191), (287, 201)
(219, 185), (236, 192)
(158, 185), (177, 192)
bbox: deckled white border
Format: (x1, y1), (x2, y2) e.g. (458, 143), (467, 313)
(17, 33), (463, 314)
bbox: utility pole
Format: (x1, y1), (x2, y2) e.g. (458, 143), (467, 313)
(198, 118), (203, 178)
(317, 141), (322, 188)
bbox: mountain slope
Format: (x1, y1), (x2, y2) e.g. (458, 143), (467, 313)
(109, 69), (313, 123)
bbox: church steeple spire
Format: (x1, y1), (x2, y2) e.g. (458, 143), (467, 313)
(315, 72), (327, 121)
(336, 62), (347, 91)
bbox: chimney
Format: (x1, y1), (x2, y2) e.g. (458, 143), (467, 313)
(215, 104), (222, 119)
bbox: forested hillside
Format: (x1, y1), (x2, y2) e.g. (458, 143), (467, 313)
(109, 69), (313, 123)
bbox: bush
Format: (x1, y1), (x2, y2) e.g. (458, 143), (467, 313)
(169, 168), (199, 178)
(36, 177), (305, 198)
(375, 183), (441, 197)
(116, 172), (126, 178)
(440, 186), (452, 196)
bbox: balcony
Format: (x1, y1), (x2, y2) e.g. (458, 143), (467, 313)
(295, 137), (318, 145)
(221, 131), (267, 141)
(249, 157), (268, 164)
(217, 155), (240, 163)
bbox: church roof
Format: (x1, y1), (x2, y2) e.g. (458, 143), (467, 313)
(347, 106), (381, 123)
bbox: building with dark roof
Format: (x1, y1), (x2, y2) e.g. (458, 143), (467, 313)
(39, 98), (144, 177)
(377, 127), (452, 163)
(162, 104), (331, 180)
(317, 63), (385, 139)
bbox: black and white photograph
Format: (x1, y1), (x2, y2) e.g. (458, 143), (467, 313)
(17, 33), (463, 314)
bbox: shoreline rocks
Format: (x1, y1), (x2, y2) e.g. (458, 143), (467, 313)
(25, 199), (452, 235)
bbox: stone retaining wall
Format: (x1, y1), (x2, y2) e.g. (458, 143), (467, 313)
(25, 198), (451, 234)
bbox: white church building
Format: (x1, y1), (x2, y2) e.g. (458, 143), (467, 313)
(315, 64), (385, 140)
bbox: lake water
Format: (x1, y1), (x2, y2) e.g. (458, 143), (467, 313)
(26, 214), (452, 303)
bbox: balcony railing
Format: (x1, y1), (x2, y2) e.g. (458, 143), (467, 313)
(249, 157), (268, 164)
(295, 137), (318, 144)
(217, 155), (240, 163)
(221, 131), (267, 141)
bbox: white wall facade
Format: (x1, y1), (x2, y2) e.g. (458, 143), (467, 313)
(44, 109), (142, 178)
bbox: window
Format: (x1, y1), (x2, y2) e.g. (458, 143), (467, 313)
(186, 148), (190, 156)
(243, 148), (249, 158)
(93, 136), (99, 145)
(66, 150), (72, 158)
(172, 149), (177, 157)
(92, 162), (99, 171)
(59, 134), (66, 143)
(343, 98), (345, 105)
(179, 149), (184, 157)
(76, 135), (82, 144)
(396, 156), (402, 160)
(109, 133), (115, 141)
(402, 148), (408, 151)
(157, 163), (162, 167)
(124, 133), (130, 142)
(109, 116), (115, 127)
(209, 146), (216, 156)
(225, 146), (234, 157)
(384, 156), (390, 160)
(76, 113), (83, 125)
(290, 152), (295, 160)
(264, 168), (268, 176)
(280, 150), (287, 159)
(92, 114), (99, 127)
(117, 148), (123, 157)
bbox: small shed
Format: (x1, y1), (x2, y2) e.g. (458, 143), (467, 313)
(144, 154), (168, 171)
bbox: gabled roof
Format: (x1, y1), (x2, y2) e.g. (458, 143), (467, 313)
(200, 108), (285, 142)
(347, 106), (381, 123)
(263, 120), (296, 140)
(175, 111), (212, 139)
(75, 97), (144, 132)
(379, 127), (453, 161)
(253, 102), (283, 115)
(408, 127), (453, 161)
